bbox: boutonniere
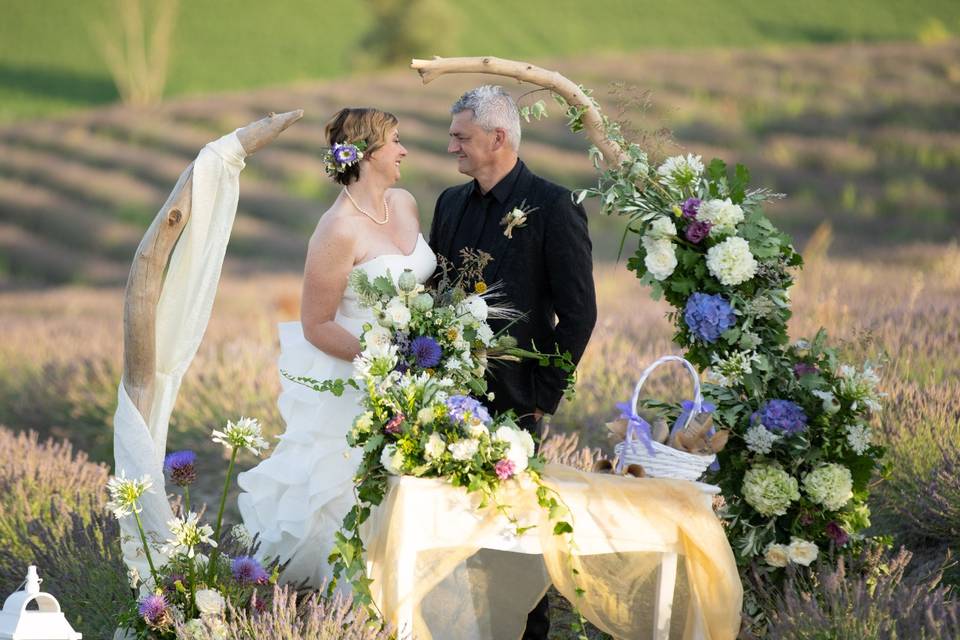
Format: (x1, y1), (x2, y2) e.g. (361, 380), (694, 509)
(500, 200), (538, 239)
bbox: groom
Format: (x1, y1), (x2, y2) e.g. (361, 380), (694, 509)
(429, 85), (597, 639)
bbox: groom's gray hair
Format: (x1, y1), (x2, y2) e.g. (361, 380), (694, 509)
(451, 85), (521, 151)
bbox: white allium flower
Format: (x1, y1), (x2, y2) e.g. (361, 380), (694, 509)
(162, 512), (217, 559)
(459, 295), (489, 323)
(385, 297), (411, 329)
(380, 444), (405, 475)
(106, 472), (153, 519)
(656, 153), (704, 188)
(195, 588), (225, 615)
(764, 543), (790, 568)
(803, 463), (853, 511)
(647, 216), (677, 239)
(363, 325), (394, 358)
(211, 417), (269, 456)
(787, 537), (819, 566)
(706, 236), (758, 286)
(448, 438), (480, 461)
(744, 423), (780, 455)
(845, 422), (873, 455)
(230, 524), (253, 549)
(697, 198), (744, 236)
(425, 432), (446, 460)
(642, 237), (678, 281)
(705, 350), (759, 387)
(836, 363), (885, 412)
(742, 465), (800, 516)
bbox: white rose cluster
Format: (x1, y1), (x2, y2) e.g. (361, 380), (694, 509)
(494, 426), (536, 474)
(448, 438), (480, 461)
(764, 537), (819, 567)
(642, 236), (677, 281)
(697, 198), (744, 236)
(706, 236), (757, 286)
(802, 463), (853, 511)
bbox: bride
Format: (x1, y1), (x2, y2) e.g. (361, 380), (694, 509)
(237, 107), (436, 588)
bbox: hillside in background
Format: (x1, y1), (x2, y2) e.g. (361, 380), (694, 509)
(1, 41), (958, 287)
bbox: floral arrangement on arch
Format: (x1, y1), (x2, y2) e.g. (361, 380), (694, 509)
(529, 92), (886, 576)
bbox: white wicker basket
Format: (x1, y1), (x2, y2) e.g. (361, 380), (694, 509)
(614, 355), (716, 481)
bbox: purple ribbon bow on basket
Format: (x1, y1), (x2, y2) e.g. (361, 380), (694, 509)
(615, 401), (656, 473)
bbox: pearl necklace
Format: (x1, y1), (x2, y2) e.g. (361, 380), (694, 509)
(343, 187), (389, 225)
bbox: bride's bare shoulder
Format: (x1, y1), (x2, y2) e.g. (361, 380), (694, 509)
(387, 188), (420, 224)
(308, 201), (362, 250)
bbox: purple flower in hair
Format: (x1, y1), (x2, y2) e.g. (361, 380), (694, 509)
(684, 219), (712, 244)
(232, 555), (270, 585)
(163, 450), (197, 487)
(410, 335), (442, 369)
(138, 593), (169, 625)
(333, 142), (359, 166)
(681, 197), (701, 219)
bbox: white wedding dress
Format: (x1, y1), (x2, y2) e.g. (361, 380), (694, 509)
(237, 233), (436, 588)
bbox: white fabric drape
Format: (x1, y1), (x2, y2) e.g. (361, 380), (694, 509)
(113, 132), (247, 577)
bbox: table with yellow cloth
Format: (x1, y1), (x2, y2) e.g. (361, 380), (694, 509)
(361, 463), (742, 639)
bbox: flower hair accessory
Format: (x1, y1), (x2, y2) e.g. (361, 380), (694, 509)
(500, 200), (538, 238)
(323, 140), (368, 177)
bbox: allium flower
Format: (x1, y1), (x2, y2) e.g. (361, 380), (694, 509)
(787, 537), (819, 566)
(836, 363), (885, 412)
(684, 219), (712, 244)
(424, 432), (446, 460)
(410, 336), (442, 368)
(706, 236), (758, 286)
(744, 423), (780, 455)
(448, 438), (480, 461)
(845, 422), (873, 455)
(764, 543), (790, 568)
(162, 511), (217, 558)
(656, 153), (704, 188)
(753, 399), (808, 435)
(742, 465), (800, 516)
(195, 588), (225, 615)
(445, 394), (492, 426)
(106, 472), (153, 519)
(138, 592), (170, 626)
(211, 417), (269, 456)
(642, 237), (678, 281)
(231, 555), (270, 585)
(684, 292), (736, 343)
(163, 450), (197, 487)
(384, 413), (405, 435)
(495, 459), (517, 480)
(826, 521), (850, 546)
(681, 197), (701, 218)
(697, 198), (744, 236)
(705, 349), (759, 387)
(803, 463), (853, 511)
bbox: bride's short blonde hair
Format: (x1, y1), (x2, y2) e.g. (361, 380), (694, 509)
(324, 107), (399, 185)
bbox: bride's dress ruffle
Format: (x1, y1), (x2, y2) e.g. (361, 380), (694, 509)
(237, 234), (435, 589)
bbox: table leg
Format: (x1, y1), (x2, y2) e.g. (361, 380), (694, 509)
(395, 543), (416, 639)
(652, 551), (678, 640)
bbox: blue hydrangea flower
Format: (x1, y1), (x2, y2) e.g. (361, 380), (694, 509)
(752, 399), (808, 434)
(138, 593), (169, 624)
(410, 335), (442, 369)
(163, 450), (197, 487)
(445, 394), (491, 426)
(231, 555), (269, 585)
(684, 292), (736, 343)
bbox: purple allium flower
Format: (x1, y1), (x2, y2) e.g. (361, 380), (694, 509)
(752, 399), (808, 434)
(681, 197), (701, 219)
(794, 362), (819, 378)
(333, 143), (359, 165)
(683, 292), (737, 343)
(385, 413), (405, 435)
(138, 593), (169, 624)
(495, 459), (517, 480)
(684, 219), (712, 244)
(410, 335), (442, 369)
(163, 450), (197, 487)
(445, 394), (492, 426)
(825, 521), (849, 547)
(232, 555), (270, 585)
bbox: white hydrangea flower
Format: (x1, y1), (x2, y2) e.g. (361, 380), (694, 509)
(448, 438), (480, 461)
(162, 512), (217, 559)
(380, 444), (405, 474)
(764, 543), (790, 568)
(744, 423), (780, 455)
(845, 422), (873, 455)
(195, 588), (225, 615)
(742, 465), (800, 516)
(706, 236), (758, 286)
(697, 198), (744, 236)
(642, 237), (678, 281)
(803, 463), (854, 511)
(656, 153), (704, 188)
(705, 350), (759, 387)
(787, 537), (819, 566)
(211, 417), (269, 456)
(363, 324), (394, 358)
(106, 472), (153, 519)
(385, 297), (411, 329)
(425, 432), (446, 460)
(647, 216), (677, 239)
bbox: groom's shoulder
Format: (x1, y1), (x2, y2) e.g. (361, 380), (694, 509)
(435, 181), (472, 209)
(523, 165), (577, 209)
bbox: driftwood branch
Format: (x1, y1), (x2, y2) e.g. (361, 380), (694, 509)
(122, 109), (303, 417)
(410, 56), (627, 168)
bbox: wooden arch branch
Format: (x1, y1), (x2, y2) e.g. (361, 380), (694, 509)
(410, 56), (628, 168)
(122, 109), (303, 417)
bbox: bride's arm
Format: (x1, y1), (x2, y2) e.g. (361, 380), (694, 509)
(300, 218), (363, 361)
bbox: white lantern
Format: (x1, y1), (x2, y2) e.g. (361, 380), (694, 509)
(0, 566), (82, 639)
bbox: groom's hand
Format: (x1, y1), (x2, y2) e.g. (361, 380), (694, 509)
(533, 408), (544, 422)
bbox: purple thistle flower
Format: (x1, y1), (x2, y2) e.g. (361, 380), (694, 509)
(232, 555), (270, 585)
(752, 399), (808, 434)
(681, 197), (701, 218)
(410, 335), (442, 369)
(138, 593), (169, 624)
(333, 143), (359, 165)
(684, 219), (712, 244)
(794, 362), (819, 378)
(163, 450), (197, 487)
(684, 292), (736, 343)
(825, 521), (850, 547)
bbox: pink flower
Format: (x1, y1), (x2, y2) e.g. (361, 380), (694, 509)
(494, 459), (516, 480)
(385, 413), (405, 435)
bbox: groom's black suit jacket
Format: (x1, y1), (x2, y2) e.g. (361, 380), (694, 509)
(429, 159), (597, 426)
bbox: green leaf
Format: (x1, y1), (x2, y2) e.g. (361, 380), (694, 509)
(553, 521), (574, 535)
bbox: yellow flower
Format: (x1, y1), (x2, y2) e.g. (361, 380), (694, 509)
(672, 204), (683, 217)
(474, 281), (488, 294)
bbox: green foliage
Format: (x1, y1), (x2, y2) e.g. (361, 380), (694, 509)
(355, 0), (460, 69)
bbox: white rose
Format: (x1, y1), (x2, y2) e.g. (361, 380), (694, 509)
(698, 198), (744, 236)
(642, 237), (677, 281)
(460, 295), (489, 322)
(764, 543), (790, 568)
(380, 444), (404, 474)
(787, 538), (819, 566)
(648, 216), (677, 239)
(706, 236), (757, 286)
(363, 325), (393, 357)
(195, 588), (225, 615)
(425, 432), (446, 460)
(448, 438), (480, 461)
(385, 297), (411, 329)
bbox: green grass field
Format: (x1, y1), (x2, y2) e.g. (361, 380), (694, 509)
(2, 0), (959, 121)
